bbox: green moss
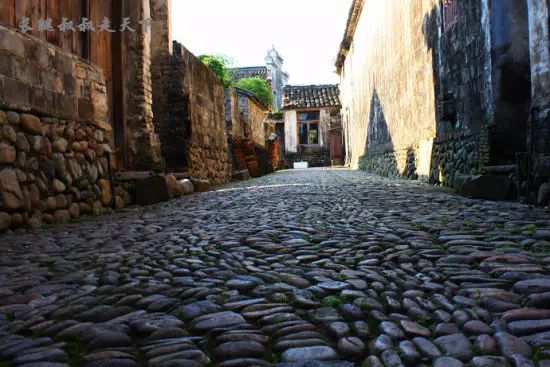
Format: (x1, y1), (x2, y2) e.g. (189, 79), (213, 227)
(411, 221), (429, 231)
(532, 346), (549, 365)
(322, 296), (343, 308)
(333, 273), (348, 281)
(462, 220), (477, 229)
(435, 242), (448, 250)
(525, 224), (538, 234)
(416, 315), (436, 330)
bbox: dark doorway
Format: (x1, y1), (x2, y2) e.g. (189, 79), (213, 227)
(489, 0), (531, 165)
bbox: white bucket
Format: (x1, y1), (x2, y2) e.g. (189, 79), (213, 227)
(293, 162), (309, 169)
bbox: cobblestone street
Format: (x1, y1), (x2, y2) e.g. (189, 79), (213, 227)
(1, 168), (550, 367)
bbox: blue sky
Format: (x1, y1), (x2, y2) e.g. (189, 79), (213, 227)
(171, 0), (353, 85)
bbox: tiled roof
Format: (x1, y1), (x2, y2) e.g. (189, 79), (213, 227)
(283, 85), (341, 109)
(229, 66), (269, 82)
(235, 87), (269, 110)
(336, 0), (365, 74)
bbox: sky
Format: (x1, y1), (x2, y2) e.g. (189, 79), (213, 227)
(171, 0), (353, 85)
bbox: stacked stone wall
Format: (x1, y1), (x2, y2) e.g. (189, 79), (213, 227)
(359, 131), (489, 185)
(430, 132), (489, 185)
(0, 27), (128, 231)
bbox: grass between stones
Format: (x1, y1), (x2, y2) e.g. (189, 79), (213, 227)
(322, 296), (343, 308)
(64, 341), (88, 366)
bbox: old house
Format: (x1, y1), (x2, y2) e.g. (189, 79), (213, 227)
(229, 47), (289, 110)
(282, 85), (343, 167)
(337, 0), (550, 202)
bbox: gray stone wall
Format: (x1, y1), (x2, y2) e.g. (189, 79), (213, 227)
(159, 41), (231, 185)
(434, 0), (490, 135)
(225, 88), (244, 140)
(238, 94), (266, 148)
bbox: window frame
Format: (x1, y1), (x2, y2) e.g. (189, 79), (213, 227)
(297, 110), (321, 146)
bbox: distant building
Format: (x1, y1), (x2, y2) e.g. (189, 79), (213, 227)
(229, 47), (289, 110)
(282, 85), (343, 167)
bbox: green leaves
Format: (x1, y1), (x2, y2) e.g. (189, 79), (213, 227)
(198, 54), (273, 107)
(198, 54), (233, 87)
(236, 77), (273, 107)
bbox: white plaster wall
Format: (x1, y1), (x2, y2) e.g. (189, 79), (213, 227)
(339, 0), (438, 170)
(284, 110), (297, 153)
(319, 109), (331, 148)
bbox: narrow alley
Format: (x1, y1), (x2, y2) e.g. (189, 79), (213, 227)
(1, 169), (549, 366)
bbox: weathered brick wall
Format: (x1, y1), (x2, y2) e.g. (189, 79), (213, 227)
(340, 0), (439, 179)
(0, 27), (128, 231)
(161, 41), (231, 185)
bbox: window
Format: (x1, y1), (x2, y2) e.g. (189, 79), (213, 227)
(442, 0), (459, 30)
(298, 110), (320, 145)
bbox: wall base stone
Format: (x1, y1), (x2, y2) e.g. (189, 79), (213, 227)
(286, 147), (330, 168)
(187, 143), (231, 186)
(359, 132), (490, 189)
(0, 109), (130, 232)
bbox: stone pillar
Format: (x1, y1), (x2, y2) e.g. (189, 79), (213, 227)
(527, 0), (550, 202)
(527, 0), (550, 109)
(122, 0), (163, 171)
(149, 0), (173, 168)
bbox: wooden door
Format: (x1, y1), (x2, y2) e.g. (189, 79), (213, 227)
(329, 129), (344, 164)
(0, 0), (87, 56)
(1, 0), (124, 166)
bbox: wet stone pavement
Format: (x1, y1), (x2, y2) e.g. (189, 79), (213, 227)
(1, 168), (550, 367)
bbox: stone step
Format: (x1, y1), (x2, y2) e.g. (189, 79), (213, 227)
(484, 165), (516, 175)
(115, 171), (155, 181)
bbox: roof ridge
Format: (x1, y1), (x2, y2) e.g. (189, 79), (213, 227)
(284, 84), (339, 88)
(282, 84), (341, 109)
(231, 66), (267, 70)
